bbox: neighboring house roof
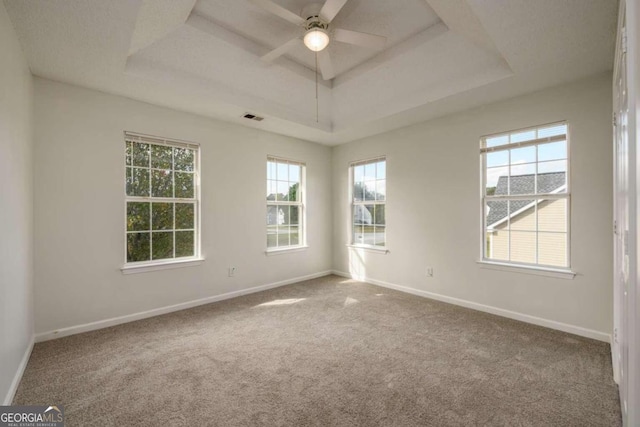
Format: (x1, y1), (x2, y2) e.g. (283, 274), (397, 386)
(486, 172), (565, 227)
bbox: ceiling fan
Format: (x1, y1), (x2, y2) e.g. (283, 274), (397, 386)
(249, 0), (387, 80)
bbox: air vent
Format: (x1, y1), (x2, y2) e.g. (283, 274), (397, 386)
(243, 113), (264, 122)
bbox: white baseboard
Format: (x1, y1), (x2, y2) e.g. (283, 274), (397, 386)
(332, 270), (611, 343)
(35, 270), (333, 343)
(3, 336), (35, 405)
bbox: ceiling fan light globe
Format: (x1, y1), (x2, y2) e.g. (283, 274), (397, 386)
(304, 29), (330, 52)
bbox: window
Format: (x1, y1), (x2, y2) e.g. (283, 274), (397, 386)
(351, 157), (386, 247)
(125, 132), (200, 265)
(481, 122), (569, 268)
(266, 157), (305, 250)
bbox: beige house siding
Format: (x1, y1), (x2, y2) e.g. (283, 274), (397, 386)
(488, 199), (567, 266)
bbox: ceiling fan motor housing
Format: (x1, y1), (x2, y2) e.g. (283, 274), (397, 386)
(301, 3), (328, 30)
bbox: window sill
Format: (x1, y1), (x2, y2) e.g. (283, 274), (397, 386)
(265, 245), (309, 256)
(347, 244), (389, 254)
(121, 257), (205, 275)
(476, 260), (576, 280)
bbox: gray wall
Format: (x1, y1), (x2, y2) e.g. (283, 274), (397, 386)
(0, 2), (34, 404)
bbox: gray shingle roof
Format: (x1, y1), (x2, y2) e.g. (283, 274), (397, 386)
(486, 172), (565, 227)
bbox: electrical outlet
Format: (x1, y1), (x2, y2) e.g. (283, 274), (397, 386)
(228, 267), (236, 277)
(426, 267), (434, 277)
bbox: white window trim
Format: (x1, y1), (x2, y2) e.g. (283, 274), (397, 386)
(346, 244), (389, 254)
(266, 156), (306, 251)
(350, 156), (387, 250)
(476, 260), (576, 279)
(123, 131), (202, 269)
(480, 121), (572, 270)
(121, 257), (205, 274)
(265, 245), (309, 255)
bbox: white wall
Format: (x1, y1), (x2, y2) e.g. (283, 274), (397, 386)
(332, 73), (613, 338)
(0, 2), (34, 404)
(33, 78), (332, 334)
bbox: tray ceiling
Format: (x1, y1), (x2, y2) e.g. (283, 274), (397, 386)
(4, 0), (617, 145)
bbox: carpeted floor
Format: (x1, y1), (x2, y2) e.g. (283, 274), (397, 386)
(15, 275), (620, 426)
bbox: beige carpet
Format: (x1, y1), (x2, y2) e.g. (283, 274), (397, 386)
(15, 275), (620, 426)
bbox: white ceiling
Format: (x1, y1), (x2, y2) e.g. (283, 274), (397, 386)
(4, 0), (617, 145)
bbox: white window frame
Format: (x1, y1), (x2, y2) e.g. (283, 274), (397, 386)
(350, 156), (387, 251)
(266, 156), (306, 253)
(122, 131), (202, 271)
(480, 121), (571, 271)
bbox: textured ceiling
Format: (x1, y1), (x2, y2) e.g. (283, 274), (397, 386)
(3, 0), (617, 145)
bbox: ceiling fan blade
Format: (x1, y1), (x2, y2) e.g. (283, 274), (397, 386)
(320, 0), (349, 22)
(317, 50), (335, 80)
(261, 38), (301, 62)
(248, 0), (304, 25)
(333, 28), (387, 49)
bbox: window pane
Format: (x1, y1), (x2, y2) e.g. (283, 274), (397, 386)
(266, 180), (276, 200)
(267, 226), (277, 248)
(353, 224), (364, 244)
(132, 142), (149, 167)
(287, 182), (299, 202)
(175, 172), (194, 199)
(152, 232), (173, 260)
(280, 206), (291, 225)
(353, 205), (365, 224)
(267, 205), (280, 225)
(276, 181), (288, 201)
(485, 135), (508, 148)
(364, 162), (376, 180)
(487, 151), (508, 168)
(126, 167), (132, 195)
(485, 200), (506, 230)
(151, 145), (172, 169)
(126, 142), (132, 166)
(510, 231), (536, 264)
(538, 232), (567, 267)
(509, 164), (536, 195)
(510, 130), (536, 143)
(277, 226), (290, 246)
(537, 124), (567, 138)
(175, 231), (194, 258)
(277, 162), (288, 181)
(486, 166), (508, 195)
(127, 232), (150, 262)
(354, 165), (364, 183)
(537, 160), (567, 193)
(152, 202), (173, 230)
(509, 200), (535, 231)
(175, 203), (194, 230)
(152, 170), (173, 198)
(129, 168), (150, 197)
(290, 226), (299, 245)
(374, 225), (385, 246)
(364, 181), (376, 201)
(376, 180), (386, 201)
(353, 182), (365, 201)
(290, 206), (299, 225)
(510, 146), (535, 164)
(538, 199), (567, 232)
(267, 161), (276, 180)
(363, 205), (375, 245)
(486, 230), (509, 261)
(538, 141), (567, 162)
(289, 164), (300, 183)
(127, 202), (150, 231)
(376, 161), (386, 179)
(374, 204), (385, 226)
(174, 148), (194, 171)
